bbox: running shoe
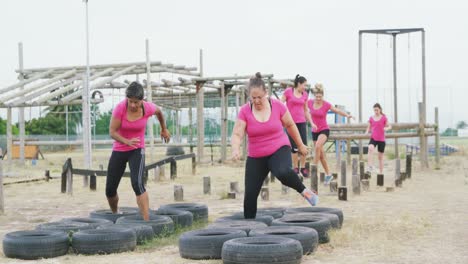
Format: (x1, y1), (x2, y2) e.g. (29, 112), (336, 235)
(293, 168), (300, 175)
(301, 168), (309, 178)
(303, 189), (319, 206)
(324, 175), (333, 185)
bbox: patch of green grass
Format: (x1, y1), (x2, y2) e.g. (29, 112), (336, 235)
(137, 220), (208, 251)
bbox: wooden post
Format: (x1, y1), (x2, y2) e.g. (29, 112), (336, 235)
(361, 179), (370, 191)
(261, 187), (269, 201)
(311, 164), (318, 193)
(395, 159), (401, 187)
(154, 167), (160, 182)
(418, 102), (429, 168)
(352, 158), (358, 176)
(346, 117), (352, 165)
(174, 185), (183, 201)
(45, 170), (51, 182)
(188, 95), (193, 144)
(377, 174), (384, 187)
(196, 82), (205, 162)
(359, 161), (365, 180)
(61, 163), (67, 194)
(400, 172), (407, 181)
(0, 160), (4, 214)
(170, 159), (177, 180)
(338, 187), (347, 201)
(203, 176), (211, 195)
(435, 107), (440, 169)
(332, 173), (338, 181)
(227, 192), (236, 199)
(392, 34), (400, 172)
(90, 173), (97, 191)
(330, 182), (338, 192)
(230, 182), (240, 193)
(320, 172), (325, 183)
(190, 146), (196, 175)
(18, 42), (26, 164)
(406, 154), (412, 179)
(220, 82), (227, 163)
(352, 158), (360, 195)
(145, 39), (154, 163)
(340, 160), (347, 187)
(358, 32), (364, 161)
(66, 159), (73, 195)
(270, 172), (276, 183)
(240, 90), (247, 160)
(6, 108), (12, 164)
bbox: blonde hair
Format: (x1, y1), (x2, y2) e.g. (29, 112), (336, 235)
(314, 83), (324, 95)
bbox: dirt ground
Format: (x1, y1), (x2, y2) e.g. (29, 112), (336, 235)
(0, 142), (467, 264)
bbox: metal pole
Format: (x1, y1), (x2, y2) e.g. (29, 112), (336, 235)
(6, 108), (12, 163)
(358, 32), (363, 161)
(421, 30), (429, 168)
(82, 0), (91, 186)
(18, 42), (25, 164)
(392, 34), (399, 168)
(146, 39), (154, 162)
(66, 105), (69, 141)
(196, 49), (205, 162)
(435, 107), (440, 169)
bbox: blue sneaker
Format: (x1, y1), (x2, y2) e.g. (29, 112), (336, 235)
(303, 189), (319, 206)
(324, 175), (333, 186)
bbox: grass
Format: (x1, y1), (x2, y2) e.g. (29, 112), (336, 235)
(137, 220), (208, 251)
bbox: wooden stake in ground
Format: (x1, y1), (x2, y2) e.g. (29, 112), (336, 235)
(203, 176), (211, 195)
(0, 160), (4, 214)
(174, 185), (183, 201)
(261, 187), (269, 201)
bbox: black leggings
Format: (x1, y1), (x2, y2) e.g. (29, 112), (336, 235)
(287, 122), (307, 154)
(106, 148), (146, 197)
(244, 146), (306, 219)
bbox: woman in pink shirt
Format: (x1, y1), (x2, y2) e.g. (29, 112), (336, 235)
(365, 103), (392, 174)
(281, 74), (316, 178)
(107, 82), (171, 220)
(231, 73), (318, 219)
(308, 84), (353, 185)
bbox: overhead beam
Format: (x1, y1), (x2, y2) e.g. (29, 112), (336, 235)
(0, 69), (55, 94)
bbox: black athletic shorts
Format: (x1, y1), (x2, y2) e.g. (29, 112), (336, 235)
(312, 129), (330, 142)
(287, 122), (307, 153)
(106, 148), (146, 197)
(369, 138), (386, 153)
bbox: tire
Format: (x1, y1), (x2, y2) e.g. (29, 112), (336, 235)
(207, 220), (267, 235)
(256, 207), (286, 219)
(116, 214), (174, 236)
(89, 208), (139, 223)
(3, 230), (69, 260)
(159, 203), (208, 222)
(272, 214), (331, 243)
(249, 226), (319, 255)
(222, 236), (302, 264)
(285, 207), (344, 226)
(99, 224), (155, 245)
(179, 228), (247, 260)
(36, 221), (93, 235)
(285, 212), (340, 229)
(152, 208), (193, 228)
(166, 146), (185, 156)
(215, 214), (274, 226)
(71, 227), (136, 255)
(61, 217), (114, 229)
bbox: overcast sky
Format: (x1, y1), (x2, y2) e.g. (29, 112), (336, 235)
(1, 0), (467, 129)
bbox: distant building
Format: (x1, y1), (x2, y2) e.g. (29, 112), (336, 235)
(458, 128), (468, 137)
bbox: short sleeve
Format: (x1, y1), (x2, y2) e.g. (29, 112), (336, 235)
(307, 99), (313, 110)
(112, 101), (125, 120)
(324, 101), (332, 111)
(368, 116), (372, 123)
(275, 99), (287, 117)
(383, 115), (388, 125)
(238, 104), (248, 122)
(144, 102), (158, 117)
(302, 91), (309, 102)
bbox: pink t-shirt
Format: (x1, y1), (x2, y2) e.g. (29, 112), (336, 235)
(369, 115), (388, 142)
(238, 99), (291, 158)
(283, 87), (308, 123)
(308, 100), (332, 133)
(112, 99), (158, 151)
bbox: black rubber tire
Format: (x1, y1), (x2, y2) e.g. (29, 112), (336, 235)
(71, 227), (136, 255)
(61, 217), (113, 229)
(152, 208), (193, 228)
(36, 221), (93, 235)
(285, 207), (344, 226)
(272, 214), (332, 243)
(249, 226), (319, 255)
(89, 208), (139, 223)
(3, 230), (69, 260)
(179, 228), (247, 260)
(222, 236), (303, 264)
(166, 146), (185, 156)
(116, 214), (174, 236)
(99, 224), (155, 245)
(159, 203), (208, 222)
(256, 207), (286, 219)
(207, 220), (267, 235)
(215, 214), (274, 226)
(285, 212), (340, 229)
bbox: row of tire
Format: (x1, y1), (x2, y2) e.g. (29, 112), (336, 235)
(2, 203), (208, 260)
(179, 206), (344, 264)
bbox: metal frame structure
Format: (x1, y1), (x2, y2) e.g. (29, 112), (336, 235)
(358, 28), (428, 168)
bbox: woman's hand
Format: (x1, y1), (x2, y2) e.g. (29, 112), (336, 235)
(311, 123), (318, 131)
(126, 138), (140, 148)
(232, 148), (241, 161)
(298, 144), (309, 156)
(160, 128), (171, 143)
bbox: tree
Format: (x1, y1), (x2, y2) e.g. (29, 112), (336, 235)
(0, 117), (19, 135)
(95, 110), (112, 135)
(441, 127), (458, 137)
(25, 114), (66, 135)
(456, 121), (467, 129)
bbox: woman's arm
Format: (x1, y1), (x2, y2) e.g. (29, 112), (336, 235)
(231, 119), (246, 160)
(365, 122), (371, 134)
(304, 103), (317, 130)
(154, 107), (171, 141)
(330, 105), (353, 119)
(281, 94), (286, 103)
(282, 111), (308, 155)
(109, 116), (139, 148)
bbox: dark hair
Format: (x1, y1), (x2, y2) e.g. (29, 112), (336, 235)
(248, 72), (266, 92)
(294, 74), (307, 88)
(126, 81), (144, 100)
(373, 103), (384, 115)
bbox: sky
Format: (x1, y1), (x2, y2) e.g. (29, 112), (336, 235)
(1, 0), (467, 130)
